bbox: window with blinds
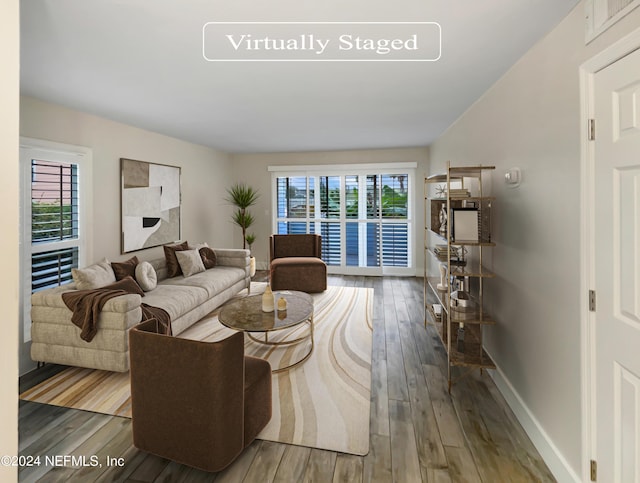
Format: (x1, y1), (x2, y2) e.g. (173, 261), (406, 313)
(273, 169), (412, 274)
(31, 247), (79, 292)
(30, 159), (80, 292)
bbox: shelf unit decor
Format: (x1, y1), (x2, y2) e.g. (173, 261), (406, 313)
(423, 162), (496, 390)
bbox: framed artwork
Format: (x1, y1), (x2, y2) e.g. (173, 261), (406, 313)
(450, 208), (479, 243)
(121, 158), (181, 253)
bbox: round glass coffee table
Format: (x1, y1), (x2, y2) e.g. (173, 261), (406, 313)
(218, 290), (314, 373)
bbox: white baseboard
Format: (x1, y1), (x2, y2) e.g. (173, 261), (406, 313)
(488, 362), (582, 483)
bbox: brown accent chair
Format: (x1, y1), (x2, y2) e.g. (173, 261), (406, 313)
(269, 234), (327, 293)
(129, 319), (272, 473)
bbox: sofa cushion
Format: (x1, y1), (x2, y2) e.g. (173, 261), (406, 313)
(199, 247), (217, 269)
(176, 249), (206, 277)
(271, 257), (326, 269)
(135, 261), (157, 291)
(71, 259), (116, 290)
(111, 256), (139, 281)
(103, 275), (145, 296)
(163, 241), (189, 277)
(189, 242), (217, 269)
(149, 258), (169, 281)
(140, 284), (209, 321)
(160, 266), (245, 298)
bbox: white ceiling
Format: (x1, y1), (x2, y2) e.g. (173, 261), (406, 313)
(20, 0), (580, 153)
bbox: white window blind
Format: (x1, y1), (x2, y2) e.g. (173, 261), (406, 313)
(270, 163), (415, 276)
(30, 159), (80, 292)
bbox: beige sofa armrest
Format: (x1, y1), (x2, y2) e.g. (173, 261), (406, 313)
(214, 249), (250, 269)
(31, 285), (142, 313)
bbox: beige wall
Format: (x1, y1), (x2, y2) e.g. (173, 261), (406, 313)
(19, 97), (234, 373)
(231, 147), (429, 270)
(20, 97), (235, 259)
(429, 2), (640, 479)
(1, 0), (20, 479)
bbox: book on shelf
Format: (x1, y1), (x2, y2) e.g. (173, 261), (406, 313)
(449, 189), (470, 197)
(433, 246), (457, 260)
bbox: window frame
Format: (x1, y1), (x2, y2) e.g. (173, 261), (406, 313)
(19, 138), (93, 342)
(269, 162), (416, 276)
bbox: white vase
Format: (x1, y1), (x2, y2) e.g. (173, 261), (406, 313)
(249, 257), (256, 277)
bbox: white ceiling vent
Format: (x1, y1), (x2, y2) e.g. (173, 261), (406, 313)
(585, 0), (640, 43)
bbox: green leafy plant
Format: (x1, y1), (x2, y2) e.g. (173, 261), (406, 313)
(245, 233), (256, 254)
(225, 183), (260, 250)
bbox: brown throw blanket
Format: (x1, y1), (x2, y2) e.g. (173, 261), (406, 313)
(62, 289), (171, 342)
(140, 303), (172, 337)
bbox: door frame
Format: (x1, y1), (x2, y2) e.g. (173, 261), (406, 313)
(579, 26), (640, 483)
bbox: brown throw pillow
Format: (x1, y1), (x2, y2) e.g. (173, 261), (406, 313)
(163, 241), (189, 277)
(103, 275), (145, 296)
(111, 256), (139, 281)
(199, 246), (217, 269)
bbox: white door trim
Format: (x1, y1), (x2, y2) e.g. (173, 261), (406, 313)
(579, 26), (640, 483)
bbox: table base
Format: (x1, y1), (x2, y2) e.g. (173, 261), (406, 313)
(246, 317), (314, 374)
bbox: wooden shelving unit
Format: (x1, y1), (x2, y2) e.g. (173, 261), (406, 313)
(424, 162), (496, 390)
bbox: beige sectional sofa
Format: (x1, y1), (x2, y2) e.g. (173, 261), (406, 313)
(30, 248), (251, 372)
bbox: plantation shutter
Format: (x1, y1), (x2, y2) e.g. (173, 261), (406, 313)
(272, 166), (413, 274)
(30, 159), (80, 292)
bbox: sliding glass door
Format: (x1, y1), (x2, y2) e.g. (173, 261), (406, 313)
(272, 164), (414, 275)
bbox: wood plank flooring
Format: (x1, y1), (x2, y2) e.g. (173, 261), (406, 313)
(18, 275), (555, 482)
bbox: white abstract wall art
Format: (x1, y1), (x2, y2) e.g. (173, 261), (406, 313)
(121, 158), (181, 253)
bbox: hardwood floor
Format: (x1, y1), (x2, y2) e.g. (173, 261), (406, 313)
(19, 275), (555, 482)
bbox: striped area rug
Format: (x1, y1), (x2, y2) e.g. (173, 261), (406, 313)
(20, 285), (373, 456)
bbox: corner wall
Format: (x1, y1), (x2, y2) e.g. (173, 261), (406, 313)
(19, 97), (234, 374)
(428, 2), (640, 480)
(231, 147), (429, 270)
(0, 0), (20, 479)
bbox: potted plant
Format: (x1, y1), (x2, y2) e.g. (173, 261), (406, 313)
(245, 233), (257, 277)
(226, 183), (260, 276)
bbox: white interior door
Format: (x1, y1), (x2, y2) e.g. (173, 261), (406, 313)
(593, 46), (640, 482)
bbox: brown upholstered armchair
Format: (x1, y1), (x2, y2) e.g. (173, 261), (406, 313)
(269, 234), (327, 293)
(129, 320), (272, 473)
